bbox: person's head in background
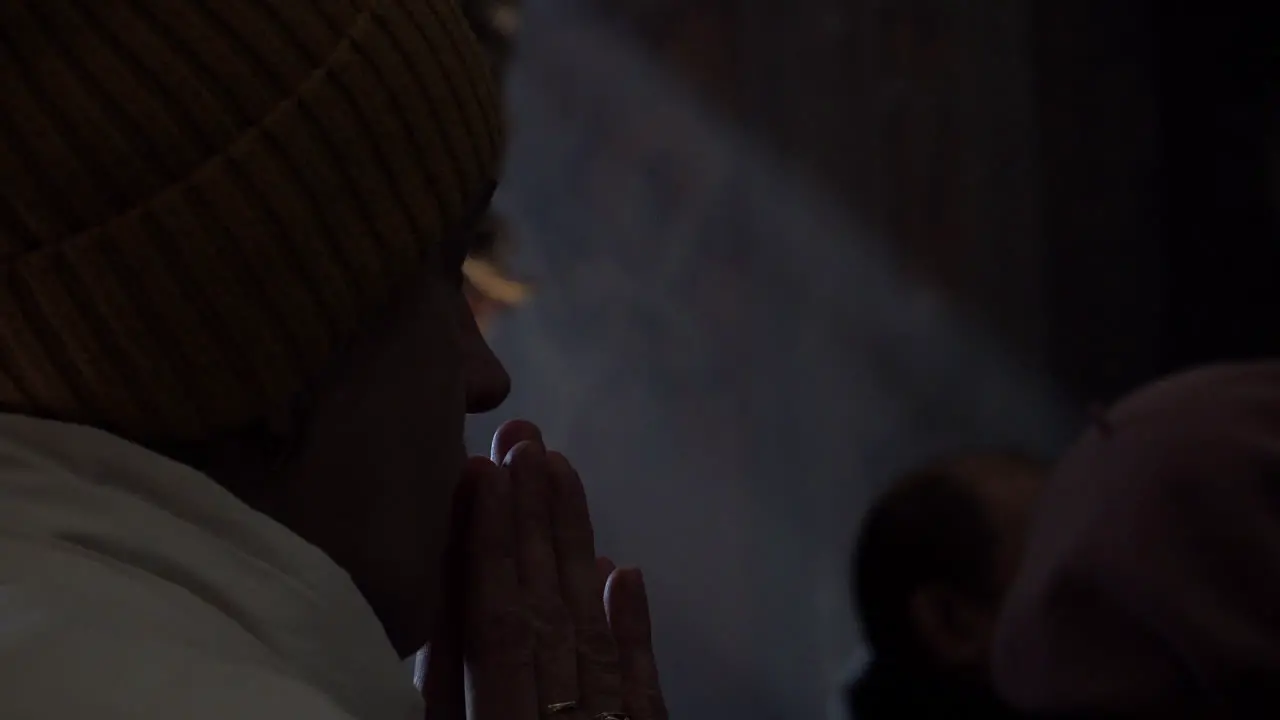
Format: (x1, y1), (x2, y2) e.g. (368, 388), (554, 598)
(994, 363), (1280, 719)
(0, 0), (506, 659)
(848, 450), (1046, 718)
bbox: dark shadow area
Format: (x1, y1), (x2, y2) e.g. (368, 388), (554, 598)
(1032, 0), (1164, 402)
(1156, 1), (1280, 371)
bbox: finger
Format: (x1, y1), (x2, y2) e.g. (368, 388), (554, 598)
(547, 452), (623, 718)
(421, 461), (482, 719)
(596, 557), (617, 586)
(509, 442), (581, 716)
(465, 457), (537, 720)
(605, 569), (668, 720)
(491, 419), (543, 464)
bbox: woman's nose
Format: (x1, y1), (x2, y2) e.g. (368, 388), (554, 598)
(460, 306), (511, 414)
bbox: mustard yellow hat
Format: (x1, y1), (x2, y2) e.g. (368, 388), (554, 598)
(0, 0), (502, 440)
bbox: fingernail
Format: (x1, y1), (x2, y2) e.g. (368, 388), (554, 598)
(492, 419), (544, 462)
(504, 439), (545, 466)
(617, 567), (652, 635)
(622, 567), (647, 594)
(496, 418), (542, 440)
(546, 451), (572, 473)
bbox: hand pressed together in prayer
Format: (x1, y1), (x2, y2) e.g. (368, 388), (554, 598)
(422, 421), (668, 720)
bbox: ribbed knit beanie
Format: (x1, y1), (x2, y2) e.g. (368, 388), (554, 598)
(0, 0), (503, 441)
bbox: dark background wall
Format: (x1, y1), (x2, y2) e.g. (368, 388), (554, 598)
(1156, 2), (1280, 369)
(470, 2), (1279, 718)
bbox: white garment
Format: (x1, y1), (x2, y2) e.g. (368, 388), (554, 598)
(0, 414), (423, 719)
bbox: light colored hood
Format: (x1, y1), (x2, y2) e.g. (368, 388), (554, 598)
(0, 414), (420, 720)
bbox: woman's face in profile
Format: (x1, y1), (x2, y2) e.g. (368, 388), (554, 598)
(266, 224), (513, 658)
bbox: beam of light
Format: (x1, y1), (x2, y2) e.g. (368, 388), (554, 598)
(486, 1), (1077, 717)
